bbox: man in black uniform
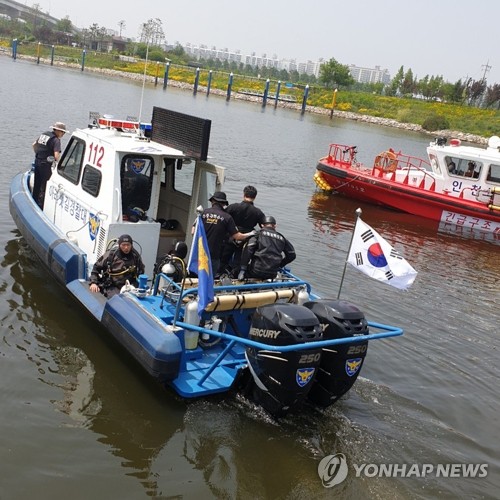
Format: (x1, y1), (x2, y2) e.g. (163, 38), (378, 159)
(32, 121), (67, 209)
(219, 185), (266, 276)
(238, 216), (296, 280)
(89, 234), (145, 298)
(197, 192), (255, 276)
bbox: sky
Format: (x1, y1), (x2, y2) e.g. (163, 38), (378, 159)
(34, 0), (500, 84)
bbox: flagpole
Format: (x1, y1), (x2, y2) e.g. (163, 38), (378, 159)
(337, 207), (362, 299)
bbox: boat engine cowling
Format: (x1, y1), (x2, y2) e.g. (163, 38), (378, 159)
(246, 303), (323, 417)
(303, 299), (369, 407)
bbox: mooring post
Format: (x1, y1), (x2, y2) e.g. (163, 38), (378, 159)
(154, 61), (160, 86)
(36, 42), (41, 64)
(207, 70), (212, 96)
(12, 38), (17, 60)
(274, 80), (282, 108)
(50, 45), (55, 66)
(81, 49), (86, 71)
(330, 89), (338, 119)
(163, 61), (170, 89)
(226, 72), (233, 101)
(301, 84), (310, 114)
(193, 67), (200, 94)
(262, 78), (270, 107)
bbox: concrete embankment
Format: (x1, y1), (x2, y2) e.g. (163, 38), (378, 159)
(4, 52), (486, 145)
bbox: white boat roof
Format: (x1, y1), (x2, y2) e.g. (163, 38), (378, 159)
(74, 125), (186, 157)
(430, 136), (500, 162)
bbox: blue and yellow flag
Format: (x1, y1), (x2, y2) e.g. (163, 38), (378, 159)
(187, 216), (214, 316)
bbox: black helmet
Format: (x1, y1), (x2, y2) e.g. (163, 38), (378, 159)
(263, 215), (276, 225)
(173, 241), (188, 259)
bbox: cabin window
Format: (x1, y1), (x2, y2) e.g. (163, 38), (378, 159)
(57, 137), (85, 184)
(445, 156), (458, 174)
(173, 160), (194, 196)
(487, 164), (500, 183)
(121, 155), (154, 213)
(81, 165), (102, 197)
(464, 161), (481, 179)
(446, 156), (482, 179)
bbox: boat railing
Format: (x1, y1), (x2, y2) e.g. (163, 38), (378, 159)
(175, 319), (403, 388)
(153, 271), (312, 317)
(372, 152), (435, 190)
(176, 320), (403, 353)
(327, 144), (358, 167)
(153, 270), (310, 296)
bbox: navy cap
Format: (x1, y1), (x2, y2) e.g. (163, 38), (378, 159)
(118, 234), (133, 245)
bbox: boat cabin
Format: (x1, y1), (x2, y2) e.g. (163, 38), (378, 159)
(42, 107), (224, 277)
(370, 137), (500, 203)
(426, 136), (500, 200)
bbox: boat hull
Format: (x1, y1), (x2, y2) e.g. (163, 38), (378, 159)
(10, 172), (87, 285)
(316, 162), (500, 227)
(9, 171), (183, 383)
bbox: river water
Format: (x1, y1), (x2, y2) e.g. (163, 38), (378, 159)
(1, 56), (498, 499)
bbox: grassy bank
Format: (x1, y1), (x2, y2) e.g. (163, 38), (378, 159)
(4, 39), (499, 139)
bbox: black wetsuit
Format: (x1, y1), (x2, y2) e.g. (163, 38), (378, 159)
(240, 227), (296, 280)
(90, 248), (145, 297)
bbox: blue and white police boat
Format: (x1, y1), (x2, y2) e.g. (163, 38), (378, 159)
(9, 107), (403, 416)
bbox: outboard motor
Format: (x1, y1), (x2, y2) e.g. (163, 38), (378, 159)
(245, 303), (323, 417)
(303, 299), (369, 407)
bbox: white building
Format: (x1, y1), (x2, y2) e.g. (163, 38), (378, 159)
(184, 43), (321, 76)
(183, 43), (391, 82)
(348, 64), (391, 84)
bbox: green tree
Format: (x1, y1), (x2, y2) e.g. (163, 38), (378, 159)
(387, 65), (404, 96)
(55, 16), (73, 33)
(466, 78), (487, 106)
(441, 79), (467, 104)
(416, 75), (429, 97)
(401, 68), (415, 96)
(88, 23), (100, 44)
(485, 84), (500, 109)
(427, 75), (444, 100)
(34, 24), (54, 43)
(319, 58), (354, 88)
(168, 43), (185, 57)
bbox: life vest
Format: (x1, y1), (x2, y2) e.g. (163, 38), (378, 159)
(34, 130), (56, 162)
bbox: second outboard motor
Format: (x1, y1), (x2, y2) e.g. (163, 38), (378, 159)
(245, 303), (323, 417)
(304, 299), (369, 407)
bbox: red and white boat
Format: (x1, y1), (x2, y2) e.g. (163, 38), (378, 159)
(314, 136), (500, 234)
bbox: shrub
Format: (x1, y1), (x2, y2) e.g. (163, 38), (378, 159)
(396, 108), (413, 123)
(337, 102), (352, 111)
(422, 114), (450, 131)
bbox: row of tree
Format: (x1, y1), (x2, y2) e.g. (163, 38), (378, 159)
(318, 58), (500, 109)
